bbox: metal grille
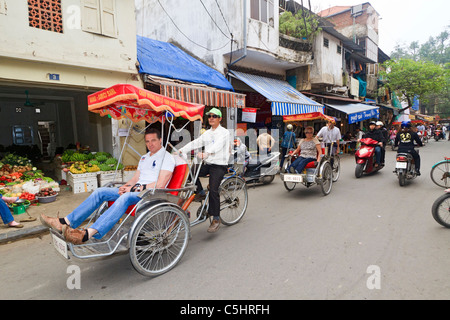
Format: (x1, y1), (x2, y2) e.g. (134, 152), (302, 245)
(28, 0), (63, 33)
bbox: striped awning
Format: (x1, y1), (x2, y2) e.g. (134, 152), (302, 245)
(146, 75), (246, 109)
(229, 70), (323, 116)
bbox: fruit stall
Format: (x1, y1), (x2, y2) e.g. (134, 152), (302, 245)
(0, 154), (60, 211)
(55, 150), (136, 193)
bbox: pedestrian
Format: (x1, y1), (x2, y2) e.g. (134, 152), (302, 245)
(280, 124), (296, 168)
(256, 128), (275, 155)
(316, 120), (341, 156)
(0, 195), (24, 228)
(179, 107), (231, 233)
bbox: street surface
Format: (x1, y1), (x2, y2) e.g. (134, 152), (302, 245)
(1, 140), (449, 300)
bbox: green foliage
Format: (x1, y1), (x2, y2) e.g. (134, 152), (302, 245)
(279, 10), (321, 40)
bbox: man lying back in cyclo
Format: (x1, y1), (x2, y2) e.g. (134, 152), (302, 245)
(40, 128), (175, 244)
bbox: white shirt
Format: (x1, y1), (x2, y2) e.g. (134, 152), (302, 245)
(180, 124), (231, 165)
(316, 126), (341, 143)
(137, 148), (175, 186)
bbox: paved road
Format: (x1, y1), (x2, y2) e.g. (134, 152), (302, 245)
(1, 140), (449, 301)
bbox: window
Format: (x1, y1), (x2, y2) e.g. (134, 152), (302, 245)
(250, 0), (274, 26)
(323, 37), (329, 48)
(28, 0), (63, 33)
(337, 45), (342, 54)
(81, 0), (117, 38)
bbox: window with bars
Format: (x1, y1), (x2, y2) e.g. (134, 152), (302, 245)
(28, 0), (63, 33)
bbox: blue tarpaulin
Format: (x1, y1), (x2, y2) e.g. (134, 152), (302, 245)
(137, 36), (233, 91)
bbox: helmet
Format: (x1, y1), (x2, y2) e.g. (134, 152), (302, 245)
(401, 121), (411, 129)
(376, 121), (383, 126)
(287, 124), (293, 131)
(369, 121), (377, 126)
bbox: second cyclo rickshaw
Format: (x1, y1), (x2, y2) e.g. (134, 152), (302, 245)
(279, 142), (340, 196)
(48, 84), (248, 276)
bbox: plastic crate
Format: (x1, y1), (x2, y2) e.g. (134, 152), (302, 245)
(98, 171), (123, 187)
(67, 172), (98, 193)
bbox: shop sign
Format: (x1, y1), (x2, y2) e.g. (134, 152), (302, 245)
(242, 108), (257, 123)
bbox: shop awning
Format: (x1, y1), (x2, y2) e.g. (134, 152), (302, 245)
(325, 103), (379, 124)
(229, 70), (323, 116)
(137, 36), (245, 108)
(87, 84), (205, 123)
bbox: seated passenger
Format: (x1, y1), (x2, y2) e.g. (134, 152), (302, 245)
(40, 128), (175, 244)
(288, 126), (322, 174)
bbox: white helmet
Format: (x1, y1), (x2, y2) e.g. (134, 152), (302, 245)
(287, 124), (293, 131)
(376, 121), (384, 126)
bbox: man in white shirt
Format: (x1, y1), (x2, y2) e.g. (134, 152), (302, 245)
(40, 128), (175, 244)
(316, 120), (341, 155)
(180, 108), (231, 233)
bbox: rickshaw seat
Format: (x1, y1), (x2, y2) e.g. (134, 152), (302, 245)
(303, 148), (326, 169)
(107, 158), (189, 216)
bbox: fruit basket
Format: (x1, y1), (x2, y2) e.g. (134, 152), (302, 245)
(36, 187), (58, 203)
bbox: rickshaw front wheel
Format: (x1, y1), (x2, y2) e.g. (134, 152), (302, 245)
(129, 204), (190, 277)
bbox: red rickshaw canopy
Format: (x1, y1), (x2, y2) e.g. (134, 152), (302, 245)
(88, 84), (205, 123)
(283, 112), (335, 123)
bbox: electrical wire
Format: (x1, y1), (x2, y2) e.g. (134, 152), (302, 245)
(157, 0), (230, 51)
(199, 0), (231, 39)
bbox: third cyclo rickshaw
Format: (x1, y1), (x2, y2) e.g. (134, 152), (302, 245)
(280, 142), (340, 196)
(49, 84), (248, 277)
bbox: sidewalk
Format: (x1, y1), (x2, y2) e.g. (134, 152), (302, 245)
(0, 189), (89, 244)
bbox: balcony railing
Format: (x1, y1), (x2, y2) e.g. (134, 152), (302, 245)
(279, 33), (312, 52)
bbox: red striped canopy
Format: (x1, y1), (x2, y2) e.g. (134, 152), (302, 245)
(283, 112), (335, 123)
(88, 84), (205, 123)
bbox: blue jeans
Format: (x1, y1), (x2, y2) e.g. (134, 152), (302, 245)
(289, 157), (316, 173)
(0, 199), (15, 225)
(66, 187), (140, 239)
(374, 146), (382, 164)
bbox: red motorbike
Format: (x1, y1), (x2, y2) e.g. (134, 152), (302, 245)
(355, 138), (383, 178)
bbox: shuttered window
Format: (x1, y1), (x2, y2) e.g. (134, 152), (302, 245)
(81, 0), (117, 38)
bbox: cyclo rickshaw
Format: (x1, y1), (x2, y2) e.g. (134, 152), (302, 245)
(279, 142), (340, 196)
(49, 84), (248, 276)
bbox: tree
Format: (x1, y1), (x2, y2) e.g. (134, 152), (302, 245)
(380, 58), (448, 111)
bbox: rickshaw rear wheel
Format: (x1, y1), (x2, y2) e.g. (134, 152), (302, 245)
(129, 204), (190, 277)
(320, 162), (333, 196)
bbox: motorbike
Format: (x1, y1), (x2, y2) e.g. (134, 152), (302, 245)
(230, 149), (280, 185)
(431, 188), (450, 228)
(355, 138), (384, 178)
(393, 150), (419, 186)
(434, 129), (444, 141)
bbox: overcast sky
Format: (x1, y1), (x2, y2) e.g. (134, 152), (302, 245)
(310, 0), (450, 54)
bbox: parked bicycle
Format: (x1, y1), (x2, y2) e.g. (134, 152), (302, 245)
(431, 189), (450, 228)
(430, 157), (450, 188)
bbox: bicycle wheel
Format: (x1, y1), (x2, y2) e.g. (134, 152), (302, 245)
(219, 176), (248, 226)
(129, 205), (190, 277)
(430, 160), (450, 188)
(332, 155), (340, 182)
(431, 193), (450, 228)
(320, 162), (333, 196)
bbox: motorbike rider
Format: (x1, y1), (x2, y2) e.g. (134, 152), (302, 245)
(395, 121), (423, 176)
(376, 121), (388, 165)
(232, 137), (251, 175)
(361, 121), (384, 168)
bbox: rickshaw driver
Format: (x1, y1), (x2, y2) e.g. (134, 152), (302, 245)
(40, 128), (176, 244)
(179, 107), (231, 233)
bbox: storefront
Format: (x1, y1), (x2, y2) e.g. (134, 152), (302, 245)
(136, 36), (245, 142)
(228, 70), (324, 142)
